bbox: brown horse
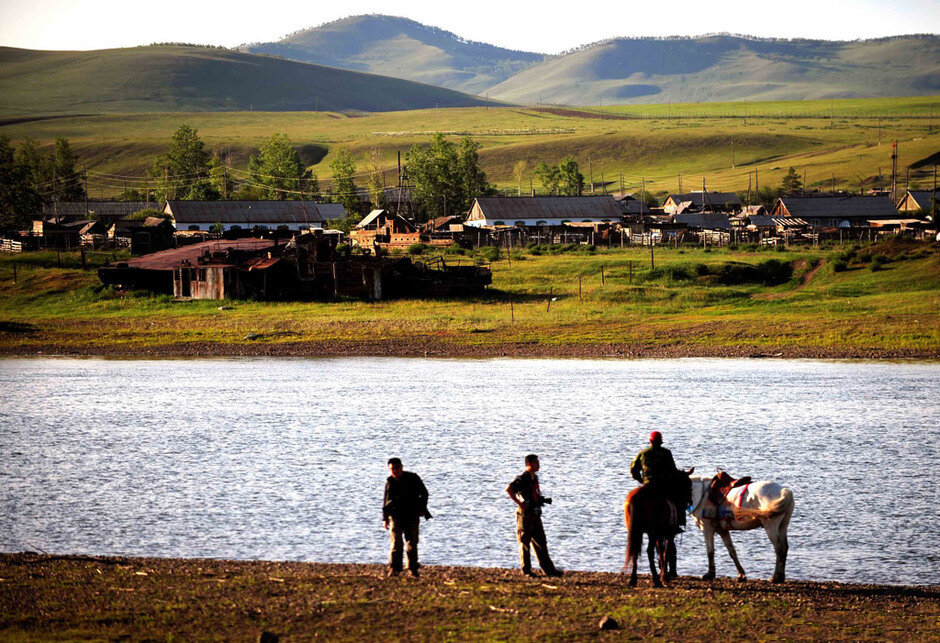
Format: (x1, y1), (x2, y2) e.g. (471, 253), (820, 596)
(623, 468), (693, 587)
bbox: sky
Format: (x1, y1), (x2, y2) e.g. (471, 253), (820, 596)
(1, 0), (937, 54)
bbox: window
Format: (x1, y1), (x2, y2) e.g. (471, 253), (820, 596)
(535, 220), (547, 226)
(514, 220), (526, 227)
(188, 225), (200, 231)
(494, 220), (506, 226)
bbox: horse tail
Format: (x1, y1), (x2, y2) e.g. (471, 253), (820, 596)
(735, 487), (795, 520)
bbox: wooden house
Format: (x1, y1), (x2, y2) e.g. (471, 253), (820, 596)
(465, 196), (622, 228)
(663, 191), (741, 215)
(164, 200), (346, 232)
(771, 196), (899, 228)
(896, 190), (938, 218)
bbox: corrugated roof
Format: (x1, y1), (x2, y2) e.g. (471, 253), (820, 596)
(473, 196), (622, 221)
(119, 239), (278, 271)
(39, 201), (159, 220)
(165, 200), (345, 224)
(777, 196), (898, 219)
(673, 213), (732, 229)
(356, 209), (386, 228)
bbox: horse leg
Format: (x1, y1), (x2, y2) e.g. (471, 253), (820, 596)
(647, 536), (662, 587)
(765, 512), (791, 583)
(717, 528), (747, 581)
(701, 522), (717, 580)
(665, 539), (677, 580)
(657, 536), (671, 587)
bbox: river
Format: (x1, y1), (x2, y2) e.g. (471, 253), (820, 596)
(1, 357), (937, 585)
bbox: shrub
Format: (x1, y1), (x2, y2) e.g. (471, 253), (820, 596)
(832, 260), (848, 273)
(406, 243), (428, 255)
(444, 243), (466, 255)
(856, 252), (872, 264)
(870, 254), (888, 271)
(478, 246), (501, 262)
(694, 263), (710, 276)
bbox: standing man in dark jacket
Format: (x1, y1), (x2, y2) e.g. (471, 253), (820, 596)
(506, 454), (562, 578)
(383, 457), (431, 578)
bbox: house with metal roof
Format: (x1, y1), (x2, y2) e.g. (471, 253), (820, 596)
(663, 192), (741, 215)
(34, 201), (159, 225)
(896, 190), (937, 218)
(771, 196), (899, 228)
(465, 196), (622, 228)
(163, 200), (346, 232)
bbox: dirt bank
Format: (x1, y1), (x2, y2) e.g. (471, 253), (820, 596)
(2, 339), (937, 360)
(1, 554), (937, 640)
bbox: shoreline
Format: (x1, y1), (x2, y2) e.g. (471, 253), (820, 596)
(2, 340), (939, 360)
(2, 554), (937, 640)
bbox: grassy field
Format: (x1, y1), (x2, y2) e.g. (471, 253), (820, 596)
(2, 555), (937, 640)
(1, 97), (937, 197)
(1, 240), (937, 358)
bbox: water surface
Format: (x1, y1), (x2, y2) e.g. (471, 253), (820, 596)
(1, 357), (937, 585)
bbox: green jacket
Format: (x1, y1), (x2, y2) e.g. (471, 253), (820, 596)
(630, 445), (678, 484)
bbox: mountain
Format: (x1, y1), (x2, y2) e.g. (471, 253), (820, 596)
(240, 14), (545, 95)
(485, 35), (940, 104)
(0, 45), (498, 116)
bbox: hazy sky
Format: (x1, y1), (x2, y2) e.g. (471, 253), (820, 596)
(1, 0), (937, 53)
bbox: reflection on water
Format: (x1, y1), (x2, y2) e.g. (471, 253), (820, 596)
(1, 357), (938, 585)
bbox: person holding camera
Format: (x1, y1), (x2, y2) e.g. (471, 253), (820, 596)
(383, 457), (432, 578)
(506, 454), (563, 578)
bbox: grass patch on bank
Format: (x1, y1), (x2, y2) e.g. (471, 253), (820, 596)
(0, 240), (937, 355)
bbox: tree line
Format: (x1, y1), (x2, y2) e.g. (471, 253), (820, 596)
(0, 123), (831, 233)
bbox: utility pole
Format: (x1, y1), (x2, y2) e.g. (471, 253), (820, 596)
(747, 172), (752, 206)
(731, 141), (735, 169)
(601, 172), (607, 195)
(589, 159), (594, 194)
(743, 100), (747, 126)
(755, 169), (759, 198)
(678, 172), (682, 194)
(890, 140), (898, 203)
(802, 169), (807, 196)
(620, 172), (624, 194)
(702, 177), (710, 211)
(932, 165), (936, 223)
(829, 99), (834, 129)
(83, 169), (88, 216)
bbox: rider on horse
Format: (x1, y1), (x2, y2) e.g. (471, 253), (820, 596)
(630, 431), (686, 529)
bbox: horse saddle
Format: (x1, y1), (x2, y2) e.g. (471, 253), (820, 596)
(704, 472), (752, 519)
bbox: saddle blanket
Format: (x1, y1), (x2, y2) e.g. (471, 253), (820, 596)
(702, 485), (748, 519)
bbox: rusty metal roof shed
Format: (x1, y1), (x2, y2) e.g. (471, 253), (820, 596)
(165, 200), (345, 225)
(117, 239), (278, 271)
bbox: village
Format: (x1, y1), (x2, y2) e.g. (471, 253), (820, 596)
(5, 184), (936, 301)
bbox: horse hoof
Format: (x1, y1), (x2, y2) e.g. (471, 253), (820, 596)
(736, 575), (747, 583)
(701, 572), (715, 581)
(628, 578), (638, 587)
(771, 575), (785, 584)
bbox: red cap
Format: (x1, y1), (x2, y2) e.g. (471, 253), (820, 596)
(649, 431), (663, 443)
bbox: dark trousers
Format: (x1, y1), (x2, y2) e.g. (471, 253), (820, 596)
(516, 509), (557, 574)
(388, 517), (420, 572)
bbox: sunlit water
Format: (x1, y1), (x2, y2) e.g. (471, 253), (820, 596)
(1, 357), (938, 585)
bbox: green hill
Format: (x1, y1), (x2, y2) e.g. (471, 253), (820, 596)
(487, 35), (940, 104)
(240, 14), (544, 95)
(0, 45), (498, 117)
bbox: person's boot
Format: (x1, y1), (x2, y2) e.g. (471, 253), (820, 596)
(408, 568), (420, 578)
(386, 568), (400, 578)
